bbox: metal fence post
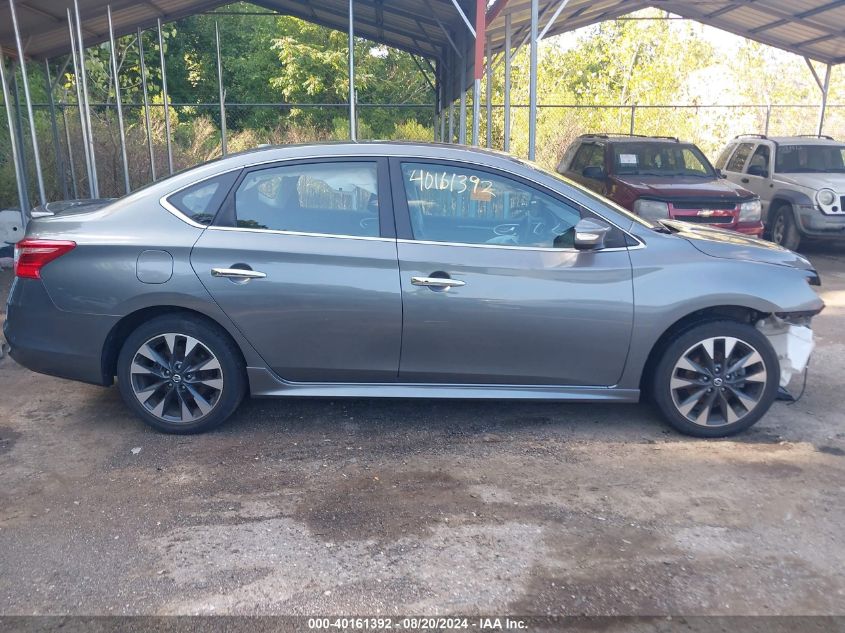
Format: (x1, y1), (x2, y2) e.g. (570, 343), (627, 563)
(215, 21), (228, 155)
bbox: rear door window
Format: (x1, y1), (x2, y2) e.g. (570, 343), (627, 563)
(232, 162), (380, 237)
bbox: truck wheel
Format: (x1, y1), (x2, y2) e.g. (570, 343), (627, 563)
(770, 205), (801, 251)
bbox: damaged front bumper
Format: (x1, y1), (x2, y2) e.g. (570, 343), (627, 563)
(756, 314), (816, 387)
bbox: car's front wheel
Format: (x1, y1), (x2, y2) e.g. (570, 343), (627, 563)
(652, 321), (780, 437)
(117, 315), (246, 434)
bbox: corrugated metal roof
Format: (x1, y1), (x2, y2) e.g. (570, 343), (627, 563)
(0, 0), (476, 61)
(1, 0), (843, 104)
(487, 0), (845, 65)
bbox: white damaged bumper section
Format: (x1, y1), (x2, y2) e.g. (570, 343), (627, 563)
(756, 315), (815, 387)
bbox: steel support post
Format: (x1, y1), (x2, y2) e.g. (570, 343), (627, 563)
(471, 0), (485, 147)
(459, 54), (467, 145)
(108, 5), (131, 194)
(0, 54), (28, 220)
(9, 0), (46, 205)
(215, 21), (228, 155)
(157, 18), (174, 175)
(44, 60), (69, 200)
(75, 0), (99, 198)
(348, 0), (357, 141)
(68, 7), (94, 197)
(504, 12), (511, 152)
(528, 0), (538, 160)
(137, 28), (156, 180)
(61, 103), (78, 199)
(485, 37), (492, 149)
(11, 67), (30, 210)
(818, 64), (832, 136)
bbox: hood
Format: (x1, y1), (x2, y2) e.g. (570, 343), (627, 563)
(776, 172), (845, 191)
(660, 219), (817, 276)
(615, 175), (754, 200)
(29, 198), (115, 219)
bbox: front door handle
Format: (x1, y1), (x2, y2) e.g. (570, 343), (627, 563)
(741, 177), (750, 183)
(211, 267), (267, 279)
(411, 276), (465, 288)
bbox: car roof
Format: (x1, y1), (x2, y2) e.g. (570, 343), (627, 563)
(733, 135), (843, 146)
(577, 134), (682, 144)
(768, 136), (843, 145)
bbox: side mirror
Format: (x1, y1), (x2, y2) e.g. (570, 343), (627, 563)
(582, 165), (605, 180)
(747, 164), (769, 178)
(574, 218), (612, 251)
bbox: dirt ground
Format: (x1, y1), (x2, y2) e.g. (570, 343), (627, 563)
(0, 244), (844, 620)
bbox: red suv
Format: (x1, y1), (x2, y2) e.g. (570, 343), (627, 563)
(557, 134), (764, 236)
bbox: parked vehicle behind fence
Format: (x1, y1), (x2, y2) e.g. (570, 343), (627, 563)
(5, 142), (822, 438)
(716, 134), (845, 250)
(558, 134), (764, 236)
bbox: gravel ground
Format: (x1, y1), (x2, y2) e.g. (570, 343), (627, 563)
(0, 244), (844, 621)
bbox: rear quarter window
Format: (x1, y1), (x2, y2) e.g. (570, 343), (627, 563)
(166, 171), (239, 225)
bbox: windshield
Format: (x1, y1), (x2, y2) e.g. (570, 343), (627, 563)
(775, 144), (845, 173)
(612, 143), (715, 177)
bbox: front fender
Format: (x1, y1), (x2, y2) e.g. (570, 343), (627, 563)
(619, 239), (823, 389)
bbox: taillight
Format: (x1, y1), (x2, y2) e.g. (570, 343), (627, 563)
(14, 239), (77, 279)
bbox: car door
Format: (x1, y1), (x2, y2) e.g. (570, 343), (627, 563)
(740, 144), (774, 218)
(389, 158), (634, 387)
(189, 158), (402, 383)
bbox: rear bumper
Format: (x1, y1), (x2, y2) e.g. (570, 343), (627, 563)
(3, 278), (115, 386)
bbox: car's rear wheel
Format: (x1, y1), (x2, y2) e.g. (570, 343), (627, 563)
(770, 205), (801, 251)
(117, 315), (246, 434)
(652, 321), (780, 437)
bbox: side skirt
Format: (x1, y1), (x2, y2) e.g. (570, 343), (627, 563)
(246, 367), (640, 402)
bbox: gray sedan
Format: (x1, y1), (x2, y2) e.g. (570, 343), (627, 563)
(4, 142), (824, 437)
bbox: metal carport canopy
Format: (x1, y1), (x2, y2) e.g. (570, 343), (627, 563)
(485, 0), (845, 66)
(0, 0), (474, 61)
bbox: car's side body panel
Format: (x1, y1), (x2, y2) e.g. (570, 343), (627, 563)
(3, 142), (825, 407)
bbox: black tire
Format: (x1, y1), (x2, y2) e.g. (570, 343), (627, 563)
(769, 204), (801, 251)
(652, 320), (780, 438)
(117, 314), (246, 434)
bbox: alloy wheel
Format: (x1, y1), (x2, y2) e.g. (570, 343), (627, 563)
(130, 333), (224, 423)
(670, 336), (768, 427)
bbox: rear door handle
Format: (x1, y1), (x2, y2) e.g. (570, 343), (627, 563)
(411, 276), (465, 288)
(741, 177), (750, 183)
(211, 267), (267, 279)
